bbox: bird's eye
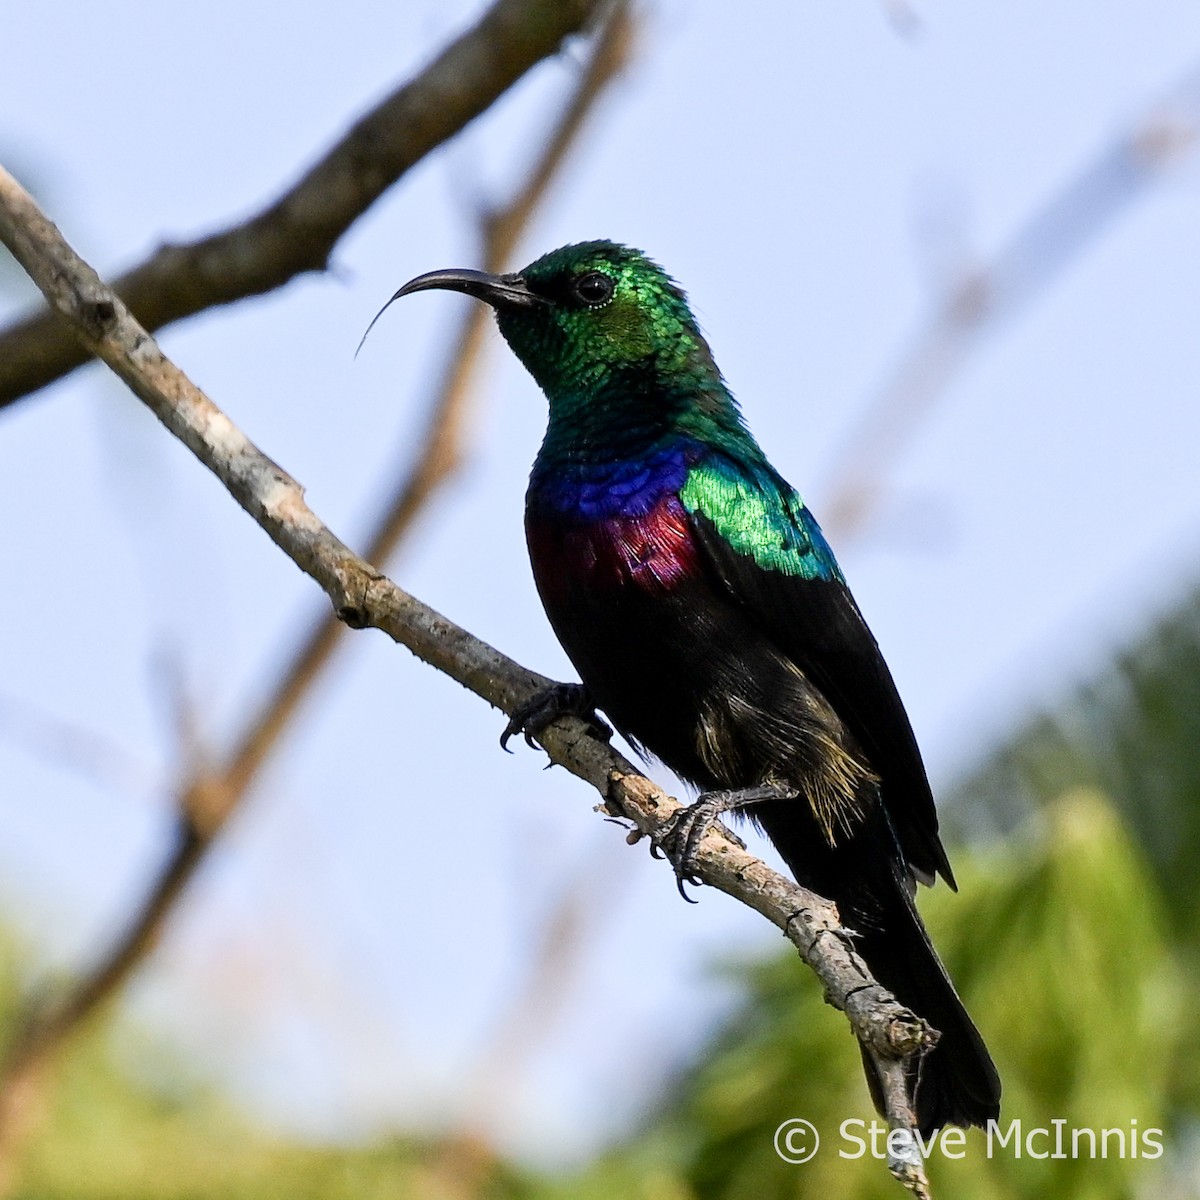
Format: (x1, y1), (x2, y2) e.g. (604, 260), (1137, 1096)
(573, 271), (615, 307)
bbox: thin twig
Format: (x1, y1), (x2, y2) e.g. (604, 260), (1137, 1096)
(376, 6), (637, 1152)
(0, 0), (607, 410)
(0, 161), (935, 1198)
(820, 61), (1200, 540)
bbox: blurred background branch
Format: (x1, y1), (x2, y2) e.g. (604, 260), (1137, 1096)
(0, 0), (610, 411)
(820, 61), (1200, 541)
(0, 691), (155, 799)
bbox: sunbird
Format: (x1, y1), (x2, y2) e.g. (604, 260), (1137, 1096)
(382, 241), (1000, 1133)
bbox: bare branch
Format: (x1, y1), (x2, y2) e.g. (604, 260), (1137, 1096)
(0, 161), (935, 1197)
(820, 61), (1200, 541)
(0, 0), (608, 411)
(0, 4), (636, 1176)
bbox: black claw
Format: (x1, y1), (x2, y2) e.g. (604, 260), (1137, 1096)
(500, 683), (612, 753)
(652, 783), (797, 901)
(653, 802), (722, 901)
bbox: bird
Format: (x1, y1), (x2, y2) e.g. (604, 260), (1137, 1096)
(379, 240), (1000, 1134)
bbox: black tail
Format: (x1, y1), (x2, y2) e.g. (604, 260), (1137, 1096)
(853, 869), (1000, 1134)
(756, 804), (1001, 1135)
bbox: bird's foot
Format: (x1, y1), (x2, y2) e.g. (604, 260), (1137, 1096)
(500, 683), (612, 753)
(654, 782), (799, 902)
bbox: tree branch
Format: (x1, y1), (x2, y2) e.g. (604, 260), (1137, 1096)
(0, 0), (608, 410)
(357, 0), (633, 581)
(0, 163), (935, 1197)
(187, 0), (634, 835)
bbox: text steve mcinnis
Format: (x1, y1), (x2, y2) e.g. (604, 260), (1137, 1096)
(835, 1118), (1164, 1161)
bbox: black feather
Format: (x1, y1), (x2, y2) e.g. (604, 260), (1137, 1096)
(687, 508), (956, 889)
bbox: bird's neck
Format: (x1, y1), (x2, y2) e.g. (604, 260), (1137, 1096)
(535, 357), (759, 463)
(528, 366), (766, 519)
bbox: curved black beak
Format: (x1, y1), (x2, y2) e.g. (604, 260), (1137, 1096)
(356, 268), (542, 357)
(394, 268), (542, 309)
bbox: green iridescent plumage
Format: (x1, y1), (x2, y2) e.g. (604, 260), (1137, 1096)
(499, 242), (753, 467)
(680, 461), (843, 582)
(501, 242), (843, 582)
(389, 240), (1001, 1134)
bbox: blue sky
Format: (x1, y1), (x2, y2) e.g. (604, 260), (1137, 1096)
(1, 0), (1199, 1162)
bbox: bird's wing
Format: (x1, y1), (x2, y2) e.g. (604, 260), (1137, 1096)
(679, 454), (954, 887)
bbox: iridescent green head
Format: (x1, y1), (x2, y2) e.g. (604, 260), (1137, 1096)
(498, 241), (713, 393)
(387, 241), (724, 406)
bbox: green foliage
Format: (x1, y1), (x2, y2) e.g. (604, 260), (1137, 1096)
(0, 939), (535, 1200)
(11, 788), (1179, 1199)
(7, 585), (1200, 1197)
(611, 790), (1181, 1200)
(952, 580), (1200, 1116)
(952, 584), (1200, 943)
